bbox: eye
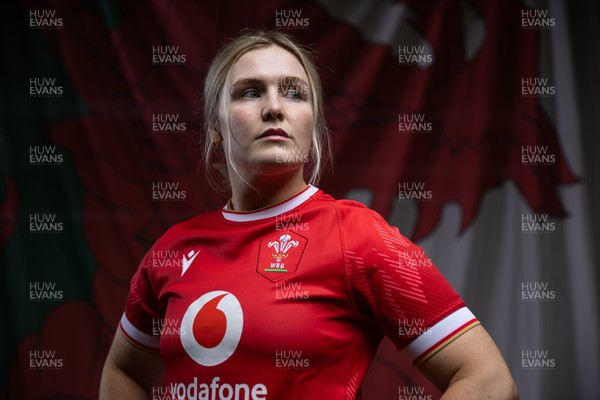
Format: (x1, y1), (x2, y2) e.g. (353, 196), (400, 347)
(241, 89), (261, 99)
(281, 87), (304, 100)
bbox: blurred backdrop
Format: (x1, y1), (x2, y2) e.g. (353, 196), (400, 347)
(1, 0), (599, 399)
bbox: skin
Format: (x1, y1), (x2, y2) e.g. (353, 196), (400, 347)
(220, 45), (313, 211)
(420, 325), (518, 399)
(100, 45), (518, 399)
(100, 331), (162, 399)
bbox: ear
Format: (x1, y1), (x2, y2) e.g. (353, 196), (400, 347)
(207, 121), (222, 141)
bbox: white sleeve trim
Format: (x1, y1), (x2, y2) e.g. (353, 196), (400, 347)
(402, 307), (479, 363)
(120, 312), (160, 349)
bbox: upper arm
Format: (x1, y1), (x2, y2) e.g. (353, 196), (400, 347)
(101, 238), (168, 397)
(341, 207), (472, 360)
(338, 205), (517, 397)
(418, 325), (518, 399)
(101, 327), (163, 394)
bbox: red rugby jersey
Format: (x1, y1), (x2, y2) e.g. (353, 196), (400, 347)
(121, 186), (479, 400)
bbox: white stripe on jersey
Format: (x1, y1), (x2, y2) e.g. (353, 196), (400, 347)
(120, 312), (160, 349)
(402, 307), (477, 362)
(221, 185), (319, 222)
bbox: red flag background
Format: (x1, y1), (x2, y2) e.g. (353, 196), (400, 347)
(1, 0), (599, 399)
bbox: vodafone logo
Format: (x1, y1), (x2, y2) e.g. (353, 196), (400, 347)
(181, 291), (243, 366)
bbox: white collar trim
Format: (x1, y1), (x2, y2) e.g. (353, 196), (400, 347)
(221, 185), (319, 222)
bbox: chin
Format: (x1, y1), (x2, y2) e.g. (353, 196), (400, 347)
(247, 156), (303, 174)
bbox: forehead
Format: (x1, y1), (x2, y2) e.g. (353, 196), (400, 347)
(229, 45), (308, 83)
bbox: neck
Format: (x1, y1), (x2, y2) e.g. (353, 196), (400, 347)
(227, 167), (309, 212)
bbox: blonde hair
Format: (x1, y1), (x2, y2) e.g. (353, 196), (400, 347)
(203, 30), (331, 189)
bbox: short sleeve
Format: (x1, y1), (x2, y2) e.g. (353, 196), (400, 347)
(119, 244), (166, 350)
(341, 205), (480, 365)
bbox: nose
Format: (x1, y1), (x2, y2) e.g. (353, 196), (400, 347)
(261, 89), (284, 121)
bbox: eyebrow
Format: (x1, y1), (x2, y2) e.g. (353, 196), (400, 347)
(231, 76), (309, 88)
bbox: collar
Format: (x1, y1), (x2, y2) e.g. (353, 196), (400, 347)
(221, 185), (319, 222)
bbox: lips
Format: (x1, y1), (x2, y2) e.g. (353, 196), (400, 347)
(259, 128), (290, 139)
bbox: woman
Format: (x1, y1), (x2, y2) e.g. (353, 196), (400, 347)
(100, 30), (518, 399)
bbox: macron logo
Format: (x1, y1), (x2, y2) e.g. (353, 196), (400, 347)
(182, 249), (200, 276)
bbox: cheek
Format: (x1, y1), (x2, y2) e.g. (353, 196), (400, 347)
(296, 108), (314, 146)
(223, 106), (261, 156)
(226, 107), (252, 133)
